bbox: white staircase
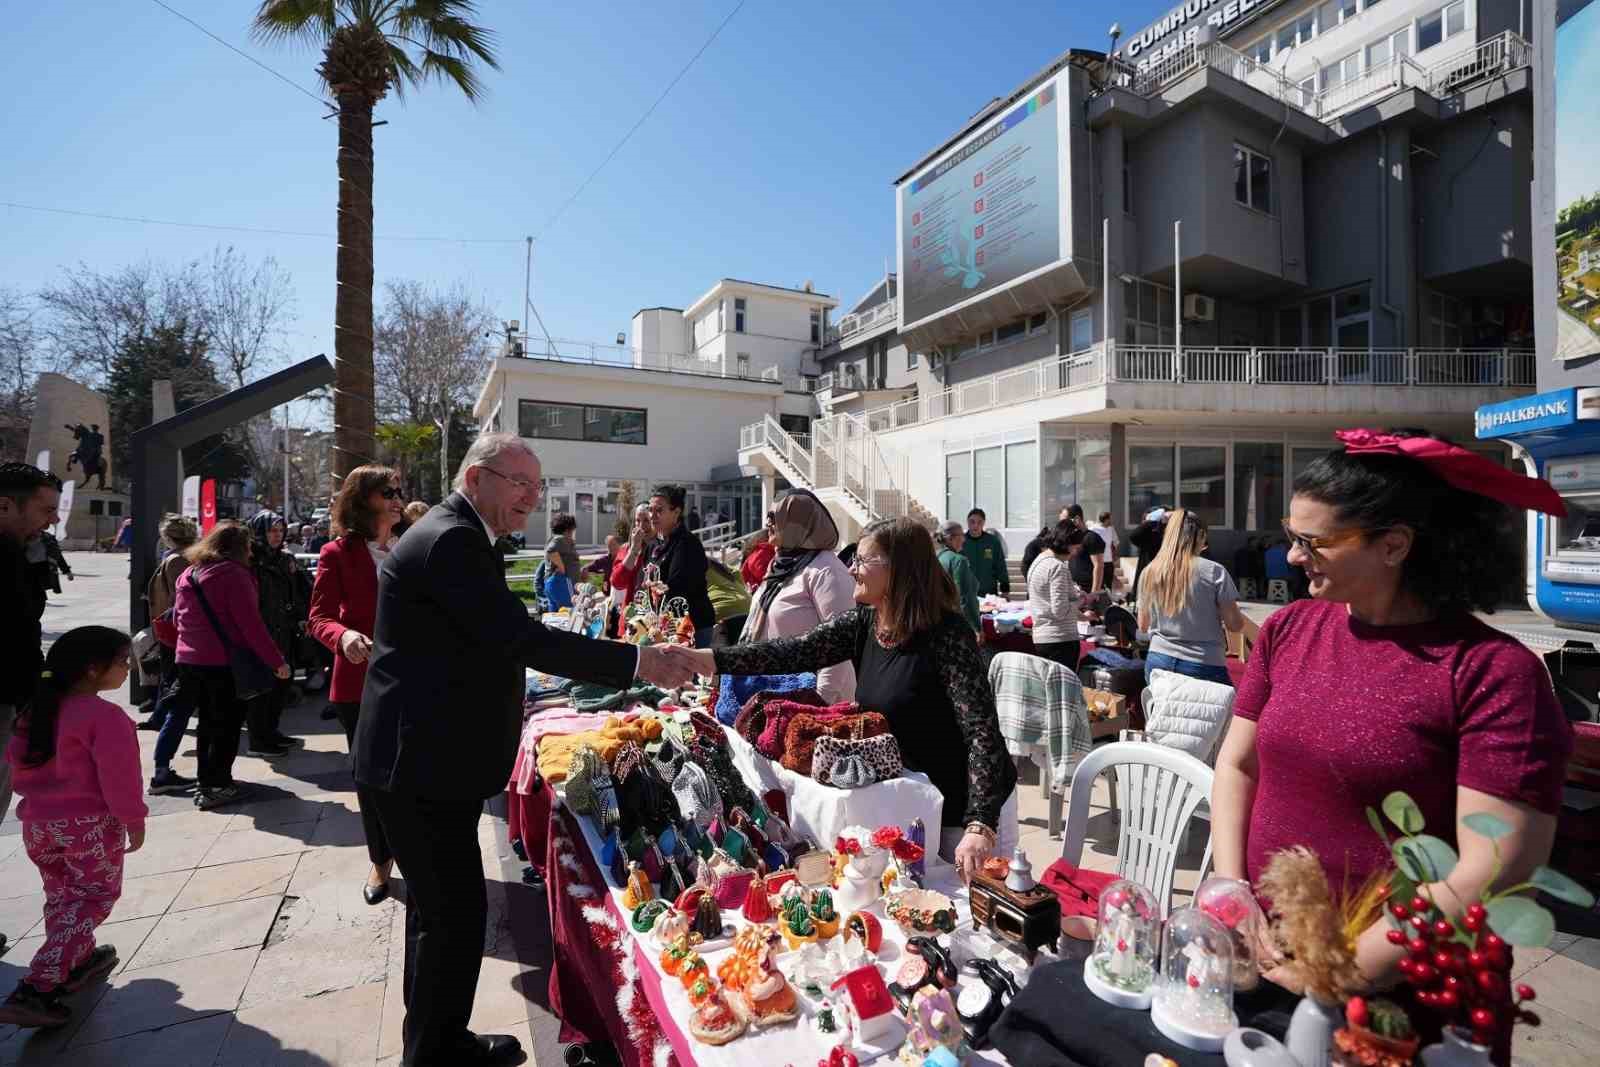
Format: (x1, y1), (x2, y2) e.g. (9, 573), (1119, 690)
(739, 414), (936, 540)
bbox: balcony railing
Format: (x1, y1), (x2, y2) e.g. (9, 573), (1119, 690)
(501, 333), (810, 391)
(1108, 31), (1530, 124)
(824, 301), (897, 347)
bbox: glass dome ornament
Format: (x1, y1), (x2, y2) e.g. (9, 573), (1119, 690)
(1193, 875), (1267, 993)
(1084, 879), (1159, 1009)
(1151, 906), (1238, 1052)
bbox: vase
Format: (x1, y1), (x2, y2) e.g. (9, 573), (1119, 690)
(1420, 1027), (1494, 1067)
(834, 851), (888, 914)
(1284, 996), (1343, 1067)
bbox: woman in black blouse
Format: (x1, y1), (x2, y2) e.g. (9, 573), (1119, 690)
(667, 517), (1017, 881)
(648, 484), (717, 647)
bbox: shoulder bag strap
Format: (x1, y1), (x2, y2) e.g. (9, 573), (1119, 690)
(186, 569), (241, 655)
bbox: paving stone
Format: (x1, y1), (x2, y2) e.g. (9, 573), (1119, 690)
(219, 794), (332, 832)
(0, 949), (113, 1062)
(0, 892), (45, 941)
(240, 920), (391, 1009)
(169, 854), (299, 913)
(65, 1012), (233, 1067)
(1516, 951), (1600, 1024)
(6, 915), (160, 981)
(107, 871), (190, 923)
(67, 945), (257, 1047)
(197, 823), (316, 868)
(126, 895), (282, 971)
(219, 981), (385, 1066)
(120, 825), (226, 881)
(1558, 933), (1600, 971)
(1512, 1002), (1600, 1067)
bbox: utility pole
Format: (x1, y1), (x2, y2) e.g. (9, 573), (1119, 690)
(434, 414), (448, 499)
(1174, 219), (1183, 366)
(524, 237), (533, 354)
(282, 404), (292, 519)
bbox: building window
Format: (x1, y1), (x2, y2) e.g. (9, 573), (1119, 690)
(519, 400), (647, 445)
(109, 500), (123, 516)
(996, 319), (1027, 344)
(1424, 291), (1463, 347)
(716, 302), (724, 334)
(1319, 0), (1357, 29)
(1416, 1), (1465, 53)
(1028, 312), (1050, 334)
(1321, 51), (1360, 91)
(945, 453), (973, 523)
(736, 352), (751, 376)
(1366, 28), (1409, 69)
(1180, 445), (1227, 529)
(1247, 37), (1272, 65)
(1233, 145), (1272, 213)
(89, 499), (104, 516)
(1123, 276), (1175, 346)
(1276, 12), (1316, 54)
(1233, 443), (1285, 531)
(1005, 441), (1039, 529)
(974, 446), (1005, 526)
(907, 349), (919, 369)
(809, 308), (821, 345)
(1129, 445), (1175, 521)
(734, 297), (747, 333)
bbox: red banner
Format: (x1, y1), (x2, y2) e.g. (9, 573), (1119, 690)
(201, 479), (217, 534)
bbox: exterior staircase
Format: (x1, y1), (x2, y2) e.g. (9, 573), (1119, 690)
(739, 413), (937, 542)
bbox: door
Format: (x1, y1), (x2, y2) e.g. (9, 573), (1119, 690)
(1069, 309), (1093, 353)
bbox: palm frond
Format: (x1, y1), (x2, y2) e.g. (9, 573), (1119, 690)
(250, 0), (339, 47)
(385, 43), (419, 101)
(414, 49), (483, 101)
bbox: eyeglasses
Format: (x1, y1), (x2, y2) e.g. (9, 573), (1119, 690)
(849, 554), (888, 572)
(378, 487), (402, 500)
(1280, 518), (1379, 560)
(479, 466), (539, 495)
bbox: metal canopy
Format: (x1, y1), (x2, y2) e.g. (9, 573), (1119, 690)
(128, 355), (334, 646)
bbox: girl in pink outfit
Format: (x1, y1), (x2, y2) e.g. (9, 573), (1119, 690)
(0, 627), (147, 1029)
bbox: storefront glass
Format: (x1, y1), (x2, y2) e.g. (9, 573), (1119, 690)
(974, 447), (1005, 523)
(1129, 445), (1175, 519)
(1232, 443), (1284, 531)
(1005, 441), (1038, 529)
(1179, 445), (1226, 527)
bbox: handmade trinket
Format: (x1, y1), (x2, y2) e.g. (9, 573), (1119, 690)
(1150, 906), (1238, 1052)
(780, 894), (819, 949)
(1194, 875), (1267, 993)
(815, 998), (840, 1036)
(889, 936), (959, 1014)
(886, 888), (958, 935)
(955, 958), (1019, 1049)
(687, 988), (746, 1046)
(842, 910), (884, 954)
(630, 898), (669, 935)
(660, 932), (695, 977)
(649, 907), (692, 950)
(810, 888), (840, 939)
(1333, 997), (1420, 1067)
(898, 987), (969, 1066)
(742, 871), (774, 923)
(692, 893), (725, 942)
(968, 869), (1061, 963)
(622, 861), (655, 911)
(1085, 879), (1159, 1009)
(831, 965), (900, 1046)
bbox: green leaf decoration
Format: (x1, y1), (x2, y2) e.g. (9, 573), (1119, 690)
(1382, 792), (1425, 835)
(1529, 866), (1598, 908)
(1366, 806), (1389, 843)
(1483, 896), (1555, 947)
(1462, 812), (1512, 840)
(1393, 835), (1459, 883)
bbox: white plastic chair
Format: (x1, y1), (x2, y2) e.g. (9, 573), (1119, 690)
(1060, 741), (1215, 917)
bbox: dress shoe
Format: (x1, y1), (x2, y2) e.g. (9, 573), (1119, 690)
(431, 1032), (521, 1065)
(362, 881), (390, 906)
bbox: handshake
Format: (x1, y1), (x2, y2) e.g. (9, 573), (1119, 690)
(635, 641), (716, 689)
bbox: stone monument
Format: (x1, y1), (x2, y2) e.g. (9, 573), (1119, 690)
(25, 373), (130, 547)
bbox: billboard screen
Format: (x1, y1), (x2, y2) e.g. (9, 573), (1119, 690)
(899, 81), (1061, 329)
(1556, 0), (1600, 363)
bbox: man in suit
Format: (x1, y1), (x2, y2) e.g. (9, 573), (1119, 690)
(355, 434), (692, 1066)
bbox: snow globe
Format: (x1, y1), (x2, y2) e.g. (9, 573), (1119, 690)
(1151, 906), (1238, 1052)
(1192, 875), (1266, 993)
(1084, 879), (1158, 1009)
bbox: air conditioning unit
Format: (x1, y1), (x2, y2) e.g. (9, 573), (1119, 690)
(1183, 293), (1216, 322)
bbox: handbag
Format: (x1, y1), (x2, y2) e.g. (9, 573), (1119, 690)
(185, 569), (278, 701)
(754, 699), (845, 761)
(733, 688), (824, 749)
(565, 744), (606, 817)
(613, 742), (677, 839)
(812, 733), (904, 788)
(671, 762), (721, 830)
(780, 710), (888, 775)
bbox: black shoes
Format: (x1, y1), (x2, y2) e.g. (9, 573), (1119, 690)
(0, 982), (71, 1028)
(62, 946), (118, 993)
(243, 741), (291, 758)
(363, 881), (390, 906)
(149, 769), (196, 795)
(195, 784), (247, 810)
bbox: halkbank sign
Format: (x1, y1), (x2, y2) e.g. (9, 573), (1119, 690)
(1118, 0), (1268, 68)
(1474, 388), (1600, 438)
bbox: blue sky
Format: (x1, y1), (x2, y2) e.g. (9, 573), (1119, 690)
(1557, 0), (1600, 208)
(1, 0), (1168, 378)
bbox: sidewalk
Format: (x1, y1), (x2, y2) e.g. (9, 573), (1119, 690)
(0, 553), (562, 1066)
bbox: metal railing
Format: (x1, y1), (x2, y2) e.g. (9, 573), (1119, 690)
(502, 333), (810, 391)
(739, 414), (816, 484)
(1109, 31), (1530, 124)
(824, 301), (897, 347)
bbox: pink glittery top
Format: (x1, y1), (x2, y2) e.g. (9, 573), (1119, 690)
(1234, 600), (1573, 891)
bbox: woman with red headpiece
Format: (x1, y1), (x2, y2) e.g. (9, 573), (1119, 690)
(1211, 429), (1573, 993)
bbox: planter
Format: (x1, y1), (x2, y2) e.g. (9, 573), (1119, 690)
(1420, 1027), (1494, 1067)
(1285, 996), (1343, 1067)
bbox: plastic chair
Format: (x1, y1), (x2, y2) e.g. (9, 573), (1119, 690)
(1059, 741), (1215, 917)
(1266, 579), (1290, 604)
(1237, 577), (1259, 600)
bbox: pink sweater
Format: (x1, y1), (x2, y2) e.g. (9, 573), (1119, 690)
(7, 694), (148, 832)
(173, 561), (287, 670)
(745, 554), (858, 703)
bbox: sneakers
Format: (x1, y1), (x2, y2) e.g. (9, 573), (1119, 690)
(0, 982), (71, 1028)
(62, 946), (118, 993)
(195, 785), (247, 810)
(243, 741), (290, 758)
(148, 769), (196, 795)
(135, 717), (162, 732)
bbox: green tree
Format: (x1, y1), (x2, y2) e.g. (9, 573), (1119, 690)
(106, 321), (250, 484)
(376, 421), (438, 498)
(252, 1), (499, 484)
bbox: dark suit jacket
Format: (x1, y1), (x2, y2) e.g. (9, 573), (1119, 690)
(355, 493), (637, 799)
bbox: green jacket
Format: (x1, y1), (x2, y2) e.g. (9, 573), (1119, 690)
(939, 547), (982, 633)
(960, 529), (1009, 597)
(706, 560), (752, 623)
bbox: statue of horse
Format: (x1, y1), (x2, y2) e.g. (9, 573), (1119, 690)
(64, 422), (107, 490)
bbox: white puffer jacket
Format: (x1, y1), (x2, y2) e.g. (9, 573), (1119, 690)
(1142, 670), (1235, 765)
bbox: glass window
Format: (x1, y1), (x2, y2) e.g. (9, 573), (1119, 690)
(997, 319), (1027, 343)
(974, 447), (1005, 525)
(1179, 446), (1227, 528)
(109, 500), (123, 516)
(1416, 2), (1462, 52)
(1029, 312), (1050, 334)
(519, 400), (646, 445)
(1234, 145), (1271, 212)
(946, 453), (973, 523)
(582, 404), (647, 445)
(1291, 447), (1329, 485)
(1549, 457), (1600, 558)
(1005, 442), (1038, 529)
(1248, 38), (1272, 65)
(1233, 443), (1285, 531)
(89, 499), (104, 516)
(809, 308), (821, 345)
(734, 297), (747, 333)
(1041, 439), (1077, 518)
(1336, 287), (1371, 317)
(1076, 438), (1113, 525)
(1129, 445), (1175, 521)
(1322, 52), (1360, 89)
(908, 349), (919, 369)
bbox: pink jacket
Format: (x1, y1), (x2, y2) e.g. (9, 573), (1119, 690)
(7, 694), (147, 832)
(744, 553), (858, 703)
(173, 560), (287, 670)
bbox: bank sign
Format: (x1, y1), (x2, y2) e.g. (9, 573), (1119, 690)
(1475, 388), (1600, 438)
(1117, 0), (1271, 68)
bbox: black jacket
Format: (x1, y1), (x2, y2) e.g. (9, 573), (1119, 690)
(355, 493), (637, 799)
(650, 524), (716, 630)
(2, 534), (45, 706)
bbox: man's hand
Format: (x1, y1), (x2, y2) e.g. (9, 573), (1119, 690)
(635, 643), (699, 689)
(339, 630), (373, 664)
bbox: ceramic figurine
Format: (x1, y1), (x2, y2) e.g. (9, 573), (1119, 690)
(1003, 847), (1035, 893)
(781, 895), (818, 949)
(650, 907), (692, 950)
(898, 987), (969, 1066)
(1194, 876), (1268, 993)
(830, 965), (900, 1047)
(906, 819), (926, 885)
(622, 861), (655, 911)
(811, 888), (841, 939)
(843, 911), (884, 954)
(1085, 880), (1159, 1010)
(815, 998), (839, 1036)
(692, 893), (724, 942)
(743, 872), (774, 923)
(688, 988), (746, 1046)
(660, 932), (695, 977)
(1151, 907), (1239, 1053)
(730, 925), (799, 1028)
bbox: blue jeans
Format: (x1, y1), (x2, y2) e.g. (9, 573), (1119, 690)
(152, 679), (195, 771)
(1144, 652), (1233, 687)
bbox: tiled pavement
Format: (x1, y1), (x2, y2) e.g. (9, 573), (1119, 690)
(0, 555), (1594, 1064)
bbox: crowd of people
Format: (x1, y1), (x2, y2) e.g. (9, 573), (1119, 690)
(0, 426), (1581, 1063)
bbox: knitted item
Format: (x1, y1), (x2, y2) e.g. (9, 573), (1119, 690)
(780, 710), (888, 774)
(732, 688), (824, 747)
(753, 699), (846, 761)
(575, 684), (670, 714)
(713, 673), (818, 725)
(536, 714), (665, 783)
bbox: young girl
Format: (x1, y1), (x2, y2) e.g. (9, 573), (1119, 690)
(0, 627), (147, 1028)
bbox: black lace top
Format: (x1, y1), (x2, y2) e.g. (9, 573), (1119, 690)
(712, 606), (1016, 829)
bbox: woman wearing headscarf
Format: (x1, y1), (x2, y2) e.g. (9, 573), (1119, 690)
(245, 510), (306, 755)
(739, 489), (856, 703)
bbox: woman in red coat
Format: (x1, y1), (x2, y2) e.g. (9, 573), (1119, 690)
(309, 464), (403, 905)
(740, 511), (777, 590)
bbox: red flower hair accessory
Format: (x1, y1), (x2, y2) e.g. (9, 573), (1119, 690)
(1334, 429), (1566, 517)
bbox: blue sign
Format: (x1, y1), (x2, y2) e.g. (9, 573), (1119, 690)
(1475, 389), (1579, 438)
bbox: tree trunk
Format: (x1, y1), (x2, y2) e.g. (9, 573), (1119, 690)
(333, 89), (377, 481)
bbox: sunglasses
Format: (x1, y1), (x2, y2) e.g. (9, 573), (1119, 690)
(378, 487), (402, 500)
(1280, 518), (1383, 560)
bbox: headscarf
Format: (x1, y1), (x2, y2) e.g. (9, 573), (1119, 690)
(743, 489), (839, 637)
(247, 509), (288, 558)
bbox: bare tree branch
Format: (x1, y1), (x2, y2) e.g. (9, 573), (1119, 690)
(0, 286), (39, 460)
(36, 259), (210, 384)
(374, 280), (496, 427)
(206, 246), (297, 388)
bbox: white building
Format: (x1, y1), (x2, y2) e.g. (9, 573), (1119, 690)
(740, 0), (1536, 575)
(473, 280), (837, 546)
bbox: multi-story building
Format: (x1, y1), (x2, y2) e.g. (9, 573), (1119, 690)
(742, 0), (1539, 564)
(474, 280), (836, 546)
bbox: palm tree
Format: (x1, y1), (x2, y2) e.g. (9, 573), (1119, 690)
(251, 1), (498, 481)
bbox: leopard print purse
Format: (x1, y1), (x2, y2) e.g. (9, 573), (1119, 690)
(811, 732), (904, 788)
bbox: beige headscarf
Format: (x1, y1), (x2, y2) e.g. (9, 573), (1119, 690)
(742, 490), (839, 637)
